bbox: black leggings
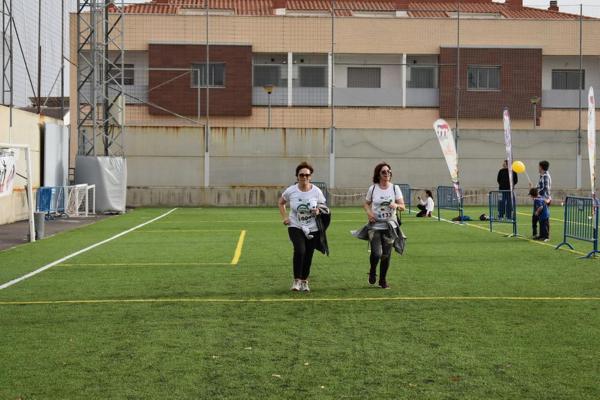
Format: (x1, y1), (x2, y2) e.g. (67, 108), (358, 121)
(369, 230), (393, 282)
(288, 227), (320, 280)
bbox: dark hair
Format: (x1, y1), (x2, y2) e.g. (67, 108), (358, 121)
(539, 160), (549, 171)
(372, 162), (392, 184)
(295, 161), (314, 177)
(529, 188), (539, 197)
(425, 190), (433, 197)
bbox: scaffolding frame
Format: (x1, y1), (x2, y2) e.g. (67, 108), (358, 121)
(77, 0), (125, 157)
(1, 0), (13, 127)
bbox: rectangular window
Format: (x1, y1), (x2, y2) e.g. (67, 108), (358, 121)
(467, 66), (500, 90)
(299, 66), (326, 87)
(347, 67), (381, 88)
(552, 69), (585, 90)
(103, 64), (134, 86)
(407, 67), (435, 88)
(254, 65), (282, 87)
(191, 63), (225, 88)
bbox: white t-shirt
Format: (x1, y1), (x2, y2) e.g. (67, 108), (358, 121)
(366, 184), (403, 229)
(282, 184), (326, 232)
(421, 197), (434, 213)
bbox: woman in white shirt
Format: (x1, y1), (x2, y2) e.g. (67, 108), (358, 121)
(416, 190), (435, 217)
(363, 162), (405, 289)
(278, 161), (326, 292)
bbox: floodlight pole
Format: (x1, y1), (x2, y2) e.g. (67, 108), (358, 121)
(576, 4), (583, 189)
(454, 0), (461, 153)
(330, 0), (336, 188)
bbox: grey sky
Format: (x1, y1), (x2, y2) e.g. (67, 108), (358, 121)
(122, 0), (600, 18)
(524, 1), (600, 17)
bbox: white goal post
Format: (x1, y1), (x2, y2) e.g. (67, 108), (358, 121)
(64, 184), (96, 217)
(0, 143), (35, 242)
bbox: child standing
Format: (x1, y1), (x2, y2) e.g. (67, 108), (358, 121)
(529, 188), (549, 241)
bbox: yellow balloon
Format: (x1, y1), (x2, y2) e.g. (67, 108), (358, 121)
(512, 160), (526, 174)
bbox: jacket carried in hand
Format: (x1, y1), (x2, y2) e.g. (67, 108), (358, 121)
(351, 219), (406, 255)
(315, 204), (331, 256)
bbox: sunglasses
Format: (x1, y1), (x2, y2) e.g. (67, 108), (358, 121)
(380, 170), (392, 175)
(298, 173), (312, 178)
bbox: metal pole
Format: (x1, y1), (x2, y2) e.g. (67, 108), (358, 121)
(91, 0), (97, 156)
(576, 4), (583, 189)
(533, 103), (536, 129)
(454, 0), (460, 153)
(37, 0), (41, 114)
(61, 0), (64, 118)
(8, 0), (12, 128)
(204, 0), (210, 187)
(329, 0), (336, 188)
(197, 68), (201, 122)
(25, 146), (35, 242)
(268, 92), (271, 128)
(2, 0), (5, 106)
(103, 1), (110, 156)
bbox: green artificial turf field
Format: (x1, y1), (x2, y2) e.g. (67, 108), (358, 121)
(1, 207), (599, 399)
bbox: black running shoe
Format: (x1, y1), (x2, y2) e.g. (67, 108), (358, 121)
(368, 272), (377, 285)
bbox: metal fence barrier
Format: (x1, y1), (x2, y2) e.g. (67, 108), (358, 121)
(437, 185), (463, 222)
(312, 181), (329, 204)
(488, 190), (518, 236)
(556, 196), (600, 258)
(396, 183), (411, 214)
(36, 187), (65, 218)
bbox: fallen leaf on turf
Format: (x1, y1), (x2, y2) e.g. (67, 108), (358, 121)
(449, 376), (461, 382)
(211, 355), (219, 359)
(304, 362), (309, 366)
(272, 374), (282, 379)
(244, 347), (252, 350)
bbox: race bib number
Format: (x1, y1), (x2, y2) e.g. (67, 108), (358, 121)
(376, 200), (393, 220)
(296, 203), (313, 225)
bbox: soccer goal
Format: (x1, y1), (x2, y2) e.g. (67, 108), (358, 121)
(0, 143), (35, 242)
(64, 184), (96, 217)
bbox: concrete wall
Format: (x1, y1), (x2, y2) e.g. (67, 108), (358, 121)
(125, 125), (594, 206)
(0, 107), (62, 225)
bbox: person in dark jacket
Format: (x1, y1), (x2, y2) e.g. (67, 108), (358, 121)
(278, 161), (327, 292)
(497, 160), (518, 219)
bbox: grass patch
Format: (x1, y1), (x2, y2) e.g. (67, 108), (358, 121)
(1, 207), (599, 399)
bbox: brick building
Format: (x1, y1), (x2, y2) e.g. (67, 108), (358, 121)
(69, 0), (600, 197)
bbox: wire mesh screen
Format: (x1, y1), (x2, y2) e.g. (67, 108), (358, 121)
(562, 196), (597, 243)
(66, 1), (600, 189)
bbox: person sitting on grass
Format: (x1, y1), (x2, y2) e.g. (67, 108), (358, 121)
(530, 187), (549, 242)
(416, 190), (434, 218)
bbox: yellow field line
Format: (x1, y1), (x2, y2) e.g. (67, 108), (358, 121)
(2, 296), (600, 306)
(230, 230), (246, 265)
(516, 211), (564, 223)
(60, 262), (230, 267)
(438, 217), (587, 256)
(136, 229), (241, 233)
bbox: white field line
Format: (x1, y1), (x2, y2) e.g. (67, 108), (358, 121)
(2, 296), (600, 306)
(0, 208), (178, 291)
(230, 230), (247, 265)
